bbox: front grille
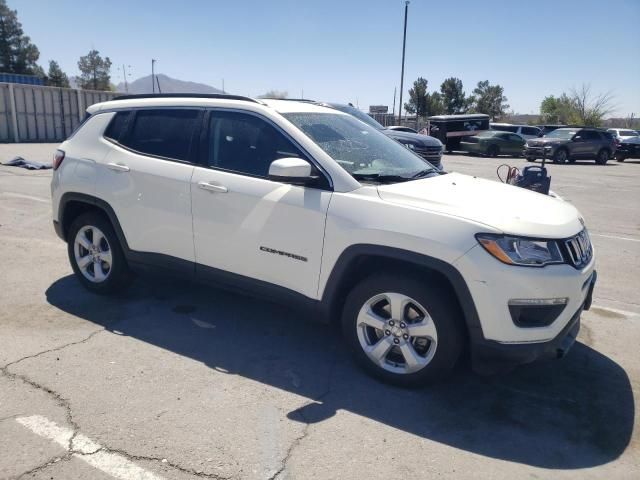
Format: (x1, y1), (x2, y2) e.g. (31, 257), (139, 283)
(415, 146), (442, 158)
(564, 229), (593, 268)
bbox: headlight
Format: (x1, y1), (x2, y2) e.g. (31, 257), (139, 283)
(406, 143), (416, 150)
(476, 233), (564, 267)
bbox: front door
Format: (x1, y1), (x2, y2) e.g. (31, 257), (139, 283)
(191, 110), (332, 299)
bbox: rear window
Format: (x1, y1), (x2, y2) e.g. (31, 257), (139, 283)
(121, 109), (200, 161)
(492, 125), (517, 133)
(104, 111), (130, 142)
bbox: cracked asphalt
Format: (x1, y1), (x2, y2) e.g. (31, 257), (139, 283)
(1, 144), (639, 479)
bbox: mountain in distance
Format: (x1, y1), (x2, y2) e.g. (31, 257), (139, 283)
(116, 74), (224, 95)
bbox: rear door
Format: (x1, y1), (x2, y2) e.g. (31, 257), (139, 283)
(97, 108), (202, 263)
(506, 133), (526, 154)
(190, 109), (332, 299)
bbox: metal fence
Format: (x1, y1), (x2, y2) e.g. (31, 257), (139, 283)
(0, 82), (121, 143)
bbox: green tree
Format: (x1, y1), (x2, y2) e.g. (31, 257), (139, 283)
(259, 89), (288, 99)
(469, 80), (510, 120)
(404, 77), (428, 116)
(440, 77), (468, 114)
(46, 60), (69, 88)
(0, 0), (42, 75)
(77, 49), (112, 91)
(540, 94), (574, 124)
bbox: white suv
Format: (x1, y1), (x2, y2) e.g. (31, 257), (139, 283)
(51, 94), (596, 386)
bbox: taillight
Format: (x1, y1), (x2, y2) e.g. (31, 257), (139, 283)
(53, 149), (65, 170)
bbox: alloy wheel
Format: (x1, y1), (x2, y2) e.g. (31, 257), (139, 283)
(73, 226), (112, 283)
(356, 292), (438, 374)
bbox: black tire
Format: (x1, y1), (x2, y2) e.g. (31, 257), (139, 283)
(553, 148), (568, 164)
(525, 157), (536, 162)
(341, 273), (464, 387)
(616, 155), (625, 162)
(595, 149), (610, 165)
(487, 145), (500, 157)
(67, 212), (132, 294)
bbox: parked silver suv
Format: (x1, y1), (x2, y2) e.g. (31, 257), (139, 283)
(524, 128), (616, 165)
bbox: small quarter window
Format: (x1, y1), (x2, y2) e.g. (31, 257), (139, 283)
(104, 111), (130, 142)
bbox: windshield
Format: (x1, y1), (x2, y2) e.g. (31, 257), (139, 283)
(327, 104), (385, 130)
(284, 112), (436, 181)
(545, 129), (579, 139)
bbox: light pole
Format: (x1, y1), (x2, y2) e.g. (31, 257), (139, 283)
(397, 1), (409, 124)
(151, 59), (157, 93)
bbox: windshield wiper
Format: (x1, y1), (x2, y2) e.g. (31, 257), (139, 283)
(410, 168), (440, 179)
(352, 173), (410, 183)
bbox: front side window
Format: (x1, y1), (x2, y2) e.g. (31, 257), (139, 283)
(122, 109), (199, 161)
(284, 112), (436, 182)
(206, 111), (304, 177)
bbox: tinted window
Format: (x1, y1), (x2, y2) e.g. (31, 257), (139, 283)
(104, 111), (129, 142)
(492, 125), (517, 133)
(522, 127), (540, 136)
(581, 130), (600, 141)
(207, 111), (303, 177)
(122, 109), (199, 161)
(508, 134), (523, 142)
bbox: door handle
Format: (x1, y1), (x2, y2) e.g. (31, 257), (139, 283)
(197, 181), (228, 193)
(107, 162), (130, 172)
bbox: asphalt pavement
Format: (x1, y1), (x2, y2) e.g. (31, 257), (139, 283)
(1, 144), (638, 480)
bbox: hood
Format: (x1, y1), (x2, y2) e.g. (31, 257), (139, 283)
(384, 129), (442, 146)
(376, 172), (583, 238)
(527, 137), (567, 146)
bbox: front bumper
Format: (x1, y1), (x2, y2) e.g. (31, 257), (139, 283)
(524, 145), (554, 158)
(470, 271), (596, 374)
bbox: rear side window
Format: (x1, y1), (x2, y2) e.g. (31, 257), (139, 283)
(581, 130), (600, 141)
(122, 109), (200, 161)
(104, 111), (130, 142)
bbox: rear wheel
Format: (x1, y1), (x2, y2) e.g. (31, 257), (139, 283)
(342, 274), (463, 387)
(67, 212), (132, 294)
(616, 154), (626, 162)
(595, 149), (610, 165)
(525, 157), (536, 162)
(487, 145), (500, 157)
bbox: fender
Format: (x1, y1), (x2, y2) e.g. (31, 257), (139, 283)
(58, 192), (130, 251)
(320, 244), (484, 341)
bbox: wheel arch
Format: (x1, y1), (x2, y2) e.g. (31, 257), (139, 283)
(320, 244), (482, 341)
(59, 192), (129, 252)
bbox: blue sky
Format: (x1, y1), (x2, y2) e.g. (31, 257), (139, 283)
(11, 0), (640, 117)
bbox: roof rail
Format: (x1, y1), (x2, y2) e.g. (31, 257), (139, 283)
(259, 97), (317, 103)
(112, 93), (260, 103)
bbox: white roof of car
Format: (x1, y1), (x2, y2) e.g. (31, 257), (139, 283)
(87, 95), (342, 116)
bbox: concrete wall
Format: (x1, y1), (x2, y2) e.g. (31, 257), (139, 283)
(0, 83), (120, 143)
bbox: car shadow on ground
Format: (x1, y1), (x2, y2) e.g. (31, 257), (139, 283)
(46, 274), (634, 470)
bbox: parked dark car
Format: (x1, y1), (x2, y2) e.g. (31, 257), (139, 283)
(536, 124), (569, 136)
(460, 130), (526, 157)
(427, 114), (490, 151)
(616, 136), (640, 161)
(386, 125), (418, 133)
(323, 103), (444, 170)
(524, 128), (616, 165)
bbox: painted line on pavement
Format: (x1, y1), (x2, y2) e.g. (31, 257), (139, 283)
(16, 415), (165, 480)
(591, 233), (640, 243)
(590, 305), (639, 318)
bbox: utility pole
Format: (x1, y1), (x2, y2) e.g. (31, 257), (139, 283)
(151, 59), (156, 93)
(119, 64), (132, 92)
(398, 1), (409, 124)
(222, 78), (225, 93)
(392, 87), (397, 119)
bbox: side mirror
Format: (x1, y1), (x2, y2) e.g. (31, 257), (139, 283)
(268, 157), (318, 185)
(573, 135), (582, 141)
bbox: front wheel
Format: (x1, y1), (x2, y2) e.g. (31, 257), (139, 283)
(616, 154), (625, 162)
(342, 274), (463, 387)
(67, 212), (132, 294)
(487, 145), (500, 157)
(553, 148), (568, 164)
